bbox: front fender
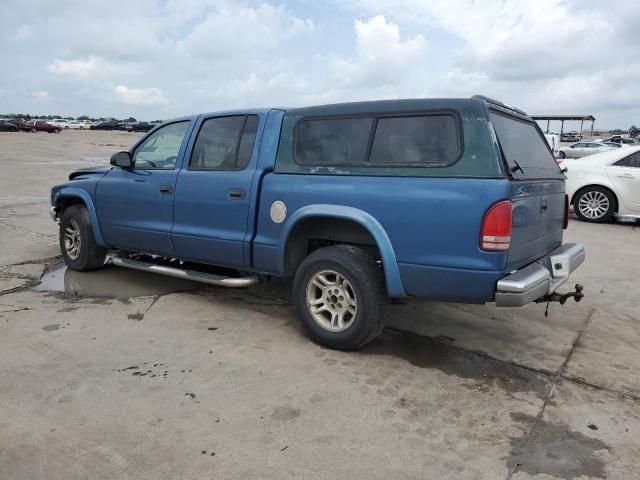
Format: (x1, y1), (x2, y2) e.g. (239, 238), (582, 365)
(53, 187), (107, 248)
(280, 204), (407, 298)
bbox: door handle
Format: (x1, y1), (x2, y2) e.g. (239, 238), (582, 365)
(228, 188), (245, 200)
(617, 173), (634, 178)
(159, 185), (173, 195)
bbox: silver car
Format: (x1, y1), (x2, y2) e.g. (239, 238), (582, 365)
(558, 141), (613, 159)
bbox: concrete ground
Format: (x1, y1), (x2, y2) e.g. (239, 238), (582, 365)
(0, 130), (638, 479)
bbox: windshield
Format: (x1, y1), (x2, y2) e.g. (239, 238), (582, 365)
(490, 111), (563, 179)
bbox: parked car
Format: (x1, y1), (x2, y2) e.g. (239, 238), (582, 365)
(561, 131), (582, 142)
(598, 141), (630, 149)
(67, 120), (92, 130)
(20, 120), (63, 133)
(560, 147), (640, 222)
(90, 121), (125, 131)
(127, 121), (154, 132)
(0, 120), (20, 132)
(49, 119), (70, 129)
(49, 95), (585, 350)
(557, 142), (613, 159)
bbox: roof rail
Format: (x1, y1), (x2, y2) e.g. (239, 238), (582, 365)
(472, 95), (528, 116)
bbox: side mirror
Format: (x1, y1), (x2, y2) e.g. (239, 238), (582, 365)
(110, 151), (132, 168)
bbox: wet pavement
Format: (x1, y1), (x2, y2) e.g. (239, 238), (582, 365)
(0, 130), (639, 479)
(36, 263), (203, 299)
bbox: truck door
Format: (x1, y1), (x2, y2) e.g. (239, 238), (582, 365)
(95, 120), (191, 256)
(171, 115), (260, 268)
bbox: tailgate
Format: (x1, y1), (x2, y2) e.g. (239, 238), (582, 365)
(508, 180), (564, 270)
(488, 109), (566, 270)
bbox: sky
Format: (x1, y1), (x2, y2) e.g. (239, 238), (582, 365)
(1, 0), (638, 128)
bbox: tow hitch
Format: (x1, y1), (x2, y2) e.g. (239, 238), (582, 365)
(537, 284), (584, 316)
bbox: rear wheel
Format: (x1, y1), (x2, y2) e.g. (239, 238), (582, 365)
(574, 186), (615, 222)
(59, 205), (107, 271)
(293, 244), (388, 350)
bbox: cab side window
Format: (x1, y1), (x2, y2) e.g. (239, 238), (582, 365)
(614, 151), (640, 168)
(133, 121), (189, 170)
(189, 115), (259, 171)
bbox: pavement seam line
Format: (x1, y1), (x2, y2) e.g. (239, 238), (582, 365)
(0, 219), (56, 239)
(504, 307), (596, 480)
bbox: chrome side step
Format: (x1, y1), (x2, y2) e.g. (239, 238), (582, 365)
(111, 256), (259, 288)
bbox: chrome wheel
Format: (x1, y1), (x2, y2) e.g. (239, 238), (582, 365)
(306, 269), (357, 332)
(63, 219), (81, 260)
(578, 191), (610, 219)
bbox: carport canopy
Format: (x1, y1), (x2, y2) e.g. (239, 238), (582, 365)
(532, 114), (596, 137)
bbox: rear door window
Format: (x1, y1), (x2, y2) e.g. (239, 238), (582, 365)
(490, 111), (563, 178)
(189, 115), (258, 170)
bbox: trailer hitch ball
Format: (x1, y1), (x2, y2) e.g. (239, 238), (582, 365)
(537, 283), (585, 306)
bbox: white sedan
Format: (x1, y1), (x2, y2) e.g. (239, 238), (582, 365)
(558, 141), (613, 159)
(67, 120), (92, 130)
(561, 146), (640, 222)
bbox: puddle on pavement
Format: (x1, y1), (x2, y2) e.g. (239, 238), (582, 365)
(360, 329), (550, 399)
(508, 412), (610, 479)
(35, 263), (202, 300)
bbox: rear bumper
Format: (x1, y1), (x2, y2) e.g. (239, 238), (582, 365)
(495, 243), (585, 307)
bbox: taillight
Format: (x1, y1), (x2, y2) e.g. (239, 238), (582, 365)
(481, 200), (512, 251)
(563, 194), (569, 229)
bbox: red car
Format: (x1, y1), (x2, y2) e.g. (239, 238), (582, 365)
(20, 120), (63, 133)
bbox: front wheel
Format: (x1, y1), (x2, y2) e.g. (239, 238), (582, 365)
(559, 151), (566, 159)
(574, 187), (615, 223)
(293, 245), (389, 350)
(59, 205), (107, 271)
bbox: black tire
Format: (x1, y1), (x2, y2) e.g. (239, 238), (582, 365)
(559, 151), (566, 159)
(573, 186), (616, 223)
(293, 244), (389, 350)
(59, 205), (107, 271)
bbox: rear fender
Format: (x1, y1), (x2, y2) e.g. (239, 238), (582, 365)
(54, 188), (107, 247)
(280, 204), (407, 298)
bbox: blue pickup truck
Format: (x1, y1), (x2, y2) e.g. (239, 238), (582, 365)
(49, 96), (585, 349)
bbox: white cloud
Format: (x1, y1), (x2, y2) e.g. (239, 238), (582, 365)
(47, 57), (100, 78)
(31, 91), (49, 101)
(15, 24), (32, 40)
(114, 85), (168, 106)
(329, 15), (427, 91)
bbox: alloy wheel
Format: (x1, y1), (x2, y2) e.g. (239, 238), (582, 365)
(64, 219), (82, 260)
(306, 269), (357, 332)
(578, 191), (609, 219)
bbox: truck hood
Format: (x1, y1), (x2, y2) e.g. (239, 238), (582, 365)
(69, 166), (112, 180)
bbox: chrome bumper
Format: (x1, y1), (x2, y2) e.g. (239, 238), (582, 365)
(495, 243), (585, 307)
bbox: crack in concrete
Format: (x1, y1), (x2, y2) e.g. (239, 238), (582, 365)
(0, 256), (62, 297)
(504, 307), (596, 480)
(0, 219), (56, 239)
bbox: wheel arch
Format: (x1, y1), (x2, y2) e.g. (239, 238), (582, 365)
(279, 205), (407, 298)
(54, 188), (107, 247)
